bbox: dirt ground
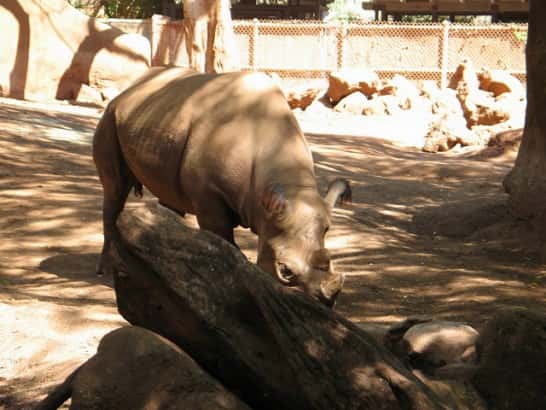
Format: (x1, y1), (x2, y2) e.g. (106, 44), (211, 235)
(1, 96), (545, 409)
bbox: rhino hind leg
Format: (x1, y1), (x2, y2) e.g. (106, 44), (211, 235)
(97, 174), (134, 276)
(93, 111), (140, 276)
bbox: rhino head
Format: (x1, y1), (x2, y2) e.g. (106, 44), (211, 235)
(257, 179), (351, 308)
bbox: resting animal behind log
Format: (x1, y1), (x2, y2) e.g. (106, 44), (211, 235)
(93, 67), (351, 306)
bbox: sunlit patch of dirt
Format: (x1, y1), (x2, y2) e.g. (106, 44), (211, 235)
(0, 97), (544, 408)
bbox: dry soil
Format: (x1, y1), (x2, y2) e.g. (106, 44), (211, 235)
(0, 97), (544, 409)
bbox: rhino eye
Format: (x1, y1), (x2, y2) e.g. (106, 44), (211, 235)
(277, 263), (296, 283)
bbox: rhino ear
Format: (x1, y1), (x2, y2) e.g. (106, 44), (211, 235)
(324, 178), (352, 209)
(261, 183), (288, 218)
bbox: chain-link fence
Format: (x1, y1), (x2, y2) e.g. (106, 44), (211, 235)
(104, 18), (527, 87)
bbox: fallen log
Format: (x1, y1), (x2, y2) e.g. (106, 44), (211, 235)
(109, 205), (444, 409)
(36, 326), (250, 410)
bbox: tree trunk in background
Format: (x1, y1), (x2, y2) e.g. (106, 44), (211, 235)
(183, 0), (239, 73)
(503, 0), (546, 233)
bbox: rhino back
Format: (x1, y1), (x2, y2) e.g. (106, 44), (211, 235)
(110, 68), (312, 226)
(111, 67), (213, 209)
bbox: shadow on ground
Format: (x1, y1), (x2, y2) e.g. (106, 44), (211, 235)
(0, 101), (544, 408)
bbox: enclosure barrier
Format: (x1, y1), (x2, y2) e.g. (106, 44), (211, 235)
(103, 17), (527, 87)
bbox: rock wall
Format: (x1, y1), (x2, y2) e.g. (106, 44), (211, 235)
(0, 0), (151, 102)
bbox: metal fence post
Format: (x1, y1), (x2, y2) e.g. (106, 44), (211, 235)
(440, 20), (450, 89)
(250, 18), (259, 71)
(336, 21), (346, 71)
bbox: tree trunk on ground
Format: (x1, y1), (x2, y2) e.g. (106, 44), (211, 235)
(183, 0), (239, 73)
(109, 205), (444, 410)
(36, 326), (251, 410)
(503, 0), (546, 232)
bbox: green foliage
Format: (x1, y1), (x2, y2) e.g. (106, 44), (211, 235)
(324, 0), (369, 23)
(69, 0), (167, 18)
(513, 28), (528, 43)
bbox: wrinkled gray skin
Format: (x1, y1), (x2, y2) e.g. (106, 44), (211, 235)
(93, 67), (351, 307)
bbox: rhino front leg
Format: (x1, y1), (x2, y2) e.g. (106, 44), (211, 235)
(195, 201), (237, 246)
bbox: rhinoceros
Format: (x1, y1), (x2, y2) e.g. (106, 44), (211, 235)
(93, 67), (351, 307)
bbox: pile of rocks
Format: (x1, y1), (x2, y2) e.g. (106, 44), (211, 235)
(283, 59), (526, 153)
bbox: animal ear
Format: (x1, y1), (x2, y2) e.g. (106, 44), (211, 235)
(324, 178), (352, 209)
(261, 184), (287, 217)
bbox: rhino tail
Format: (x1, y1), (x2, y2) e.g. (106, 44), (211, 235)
(133, 180), (143, 198)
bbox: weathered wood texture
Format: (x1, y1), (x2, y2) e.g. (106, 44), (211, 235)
(504, 0), (546, 230)
(110, 205), (444, 410)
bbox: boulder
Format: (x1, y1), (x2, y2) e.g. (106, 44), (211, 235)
(0, 0), (150, 102)
(487, 127), (523, 147)
(431, 88), (464, 117)
(423, 114), (476, 153)
(379, 74), (420, 108)
(362, 95), (404, 116)
(366, 318), (487, 410)
(36, 326), (250, 410)
(471, 123), (521, 147)
(478, 69), (525, 98)
(327, 69), (380, 104)
(304, 95), (335, 115)
(385, 318), (478, 372)
(403, 322), (478, 370)
(457, 83), (510, 127)
(285, 85), (323, 110)
(472, 308), (546, 410)
(419, 80), (441, 100)
(108, 205), (447, 410)
(333, 91), (368, 114)
(448, 59), (480, 91)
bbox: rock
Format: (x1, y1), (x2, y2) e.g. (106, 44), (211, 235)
(0, 0), (150, 102)
(487, 127), (523, 147)
(377, 75), (423, 112)
(305, 95), (334, 115)
(37, 326), (250, 410)
(471, 123), (521, 147)
(385, 319), (478, 372)
(410, 95), (434, 114)
(431, 88), (464, 117)
(385, 318), (486, 409)
(457, 83), (510, 127)
(419, 80), (441, 100)
(495, 92), (527, 127)
(379, 74), (419, 100)
(402, 322), (478, 370)
(362, 95), (404, 116)
(448, 59), (480, 91)
(327, 69), (380, 104)
(333, 91), (368, 114)
(472, 308), (546, 410)
(423, 114), (476, 153)
(478, 69), (525, 98)
(285, 85), (323, 110)
(108, 205), (446, 410)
